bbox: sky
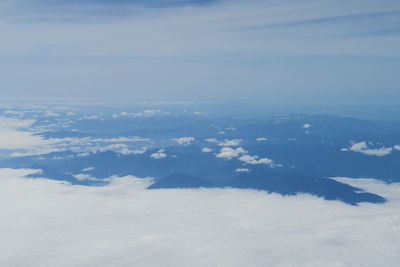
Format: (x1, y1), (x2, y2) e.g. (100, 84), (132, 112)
(0, 0), (399, 105)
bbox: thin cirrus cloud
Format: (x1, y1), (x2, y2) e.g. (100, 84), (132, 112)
(1, 168), (400, 267)
(0, 0), (399, 104)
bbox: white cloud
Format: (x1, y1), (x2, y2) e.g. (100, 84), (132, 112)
(4, 110), (25, 116)
(79, 115), (101, 120)
(98, 144), (147, 155)
(0, 116), (35, 129)
(394, 145), (400, 151)
(0, 125), (151, 157)
(1, 169), (400, 267)
(113, 109), (161, 118)
(90, 137), (150, 143)
(238, 154), (273, 165)
(216, 147), (247, 160)
(218, 139), (242, 147)
(173, 137), (195, 146)
(205, 138), (218, 143)
(201, 147), (213, 153)
(0, 130), (54, 150)
(0, 117), (57, 151)
(256, 138), (268, 142)
(10, 146), (66, 158)
(72, 173), (98, 181)
(302, 123), (312, 129)
(236, 168), (251, 173)
(44, 110), (61, 117)
(81, 167), (95, 172)
(216, 146), (276, 166)
(113, 111), (130, 118)
(151, 149), (167, 159)
(342, 141), (393, 157)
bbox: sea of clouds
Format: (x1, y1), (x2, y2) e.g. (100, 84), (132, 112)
(1, 168), (400, 267)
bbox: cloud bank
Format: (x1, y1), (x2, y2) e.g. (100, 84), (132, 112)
(1, 169), (400, 267)
(0, 116), (55, 150)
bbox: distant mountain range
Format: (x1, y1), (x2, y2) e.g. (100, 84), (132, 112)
(1, 111), (399, 205)
(148, 171), (386, 205)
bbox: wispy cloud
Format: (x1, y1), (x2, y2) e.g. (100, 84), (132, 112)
(0, 0), (399, 104)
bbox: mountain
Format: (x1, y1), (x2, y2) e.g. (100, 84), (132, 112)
(229, 172), (386, 205)
(148, 173), (213, 189)
(147, 170), (386, 205)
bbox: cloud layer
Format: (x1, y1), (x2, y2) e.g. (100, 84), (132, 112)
(1, 169), (400, 267)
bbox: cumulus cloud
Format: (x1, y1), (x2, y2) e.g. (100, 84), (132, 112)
(236, 168), (251, 173)
(394, 145), (400, 151)
(216, 147), (247, 160)
(97, 144), (147, 155)
(342, 141), (393, 157)
(1, 169), (400, 267)
(151, 149), (167, 159)
(218, 139), (242, 147)
(173, 137), (195, 146)
(215, 146), (277, 166)
(256, 138), (268, 142)
(205, 138), (218, 143)
(238, 154), (273, 165)
(201, 147), (213, 153)
(302, 123), (312, 129)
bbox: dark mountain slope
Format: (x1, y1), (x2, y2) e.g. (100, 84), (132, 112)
(229, 172), (386, 205)
(148, 173), (213, 189)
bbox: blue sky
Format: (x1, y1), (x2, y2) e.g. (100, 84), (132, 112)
(0, 0), (399, 105)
